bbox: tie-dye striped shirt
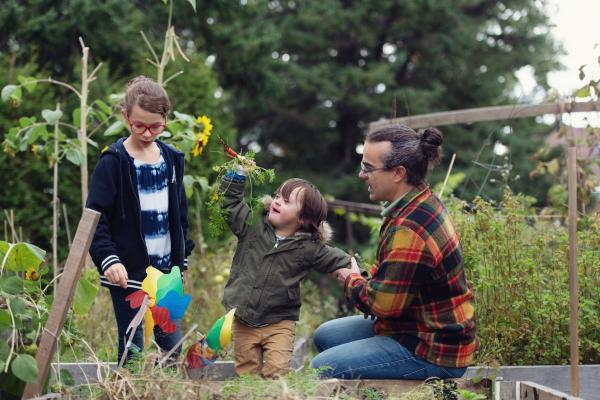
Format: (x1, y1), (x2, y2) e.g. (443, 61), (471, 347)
(344, 184), (478, 368)
(133, 153), (171, 271)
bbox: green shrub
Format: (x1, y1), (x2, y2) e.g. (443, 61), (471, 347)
(449, 189), (600, 365)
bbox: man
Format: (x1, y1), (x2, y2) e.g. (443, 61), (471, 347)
(311, 124), (478, 379)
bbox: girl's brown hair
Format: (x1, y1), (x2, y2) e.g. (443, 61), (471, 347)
(122, 76), (171, 118)
(276, 178), (327, 239)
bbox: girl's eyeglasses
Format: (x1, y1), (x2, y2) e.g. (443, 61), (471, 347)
(127, 119), (166, 135)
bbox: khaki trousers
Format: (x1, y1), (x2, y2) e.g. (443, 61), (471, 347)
(233, 319), (295, 378)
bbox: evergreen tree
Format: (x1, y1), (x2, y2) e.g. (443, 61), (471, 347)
(198, 0), (561, 202)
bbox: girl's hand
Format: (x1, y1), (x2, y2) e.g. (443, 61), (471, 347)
(105, 263), (128, 288)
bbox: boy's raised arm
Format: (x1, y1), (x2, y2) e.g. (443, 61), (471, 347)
(220, 170), (252, 237)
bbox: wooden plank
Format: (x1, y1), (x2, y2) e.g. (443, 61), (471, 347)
(495, 380), (517, 400)
(567, 147), (580, 397)
(519, 381), (583, 400)
(327, 199), (382, 216)
(23, 208), (100, 399)
(368, 99), (600, 131)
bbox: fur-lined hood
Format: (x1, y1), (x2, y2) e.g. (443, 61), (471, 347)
(261, 195), (333, 244)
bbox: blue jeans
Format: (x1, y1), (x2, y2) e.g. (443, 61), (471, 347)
(310, 316), (466, 379)
(109, 287), (181, 362)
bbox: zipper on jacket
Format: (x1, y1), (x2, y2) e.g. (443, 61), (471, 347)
(170, 158), (185, 267)
(127, 159), (151, 268)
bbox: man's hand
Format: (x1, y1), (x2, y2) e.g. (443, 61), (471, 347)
(105, 263), (128, 288)
(330, 256), (361, 286)
(331, 257), (375, 320)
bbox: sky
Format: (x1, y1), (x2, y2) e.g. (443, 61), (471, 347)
(546, 0), (599, 95)
(539, 0), (599, 127)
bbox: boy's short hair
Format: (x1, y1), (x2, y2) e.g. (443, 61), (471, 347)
(122, 75), (171, 118)
(276, 178), (327, 237)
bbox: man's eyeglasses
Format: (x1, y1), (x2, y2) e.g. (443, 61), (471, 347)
(360, 162), (387, 176)
(127, 118), (166, 135)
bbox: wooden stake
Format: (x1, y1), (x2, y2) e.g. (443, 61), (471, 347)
(10, 209), (15, 242)
(344, 212), (354, 247)
(567, 146), (579, 397)
(52, 104), (60, 297)
(79, 37), (90, 207)
(22, 208), (100, 399)
(438, 153), (457, 198)
(62, 203), (72, 248)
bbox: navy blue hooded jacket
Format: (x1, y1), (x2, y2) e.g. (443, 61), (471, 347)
(86, 138), (195, 290)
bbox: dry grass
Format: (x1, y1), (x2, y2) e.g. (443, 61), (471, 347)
(60, 361), (464, 400)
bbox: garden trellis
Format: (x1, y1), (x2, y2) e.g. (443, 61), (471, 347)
(369, 98), (600, 397)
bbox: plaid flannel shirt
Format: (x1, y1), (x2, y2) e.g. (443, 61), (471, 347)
(345, 184), (478, 368)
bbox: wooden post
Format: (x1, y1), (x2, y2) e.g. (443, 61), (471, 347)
(62, 203), (72, 248)
(78, 38), (89, 207)
(22, 208), (100, 399)
(345, 212), (354, 247)
(52, 103), (60, 297)
(567, 147), (579, 397)
(438, 153), (457, 198)
(327, 199), (382, 217)
(369, 99), (600, 131)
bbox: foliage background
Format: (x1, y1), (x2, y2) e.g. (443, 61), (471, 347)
(2, 0), (598, 381)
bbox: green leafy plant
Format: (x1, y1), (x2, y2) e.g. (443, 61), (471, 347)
(206, 140), (275, 238)
(0, 239), (96, 397)
(0, 240), (46, 396)
(449, 188), (600, 365)
(458, 389), (487, 400)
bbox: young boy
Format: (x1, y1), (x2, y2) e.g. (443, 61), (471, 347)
(87, 76), (195, 362)
(220, 170), (353, 378)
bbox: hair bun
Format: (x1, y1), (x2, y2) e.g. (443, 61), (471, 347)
(420, 127), (443, 162)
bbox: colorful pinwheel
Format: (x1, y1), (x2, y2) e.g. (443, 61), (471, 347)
(125, 266), (191, 348)
(185, 308), (235, 369)
(186, 338), (217, 369)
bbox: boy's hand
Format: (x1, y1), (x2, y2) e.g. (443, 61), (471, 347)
(105, 263), (128, 288)
(330, 257), (361, 285)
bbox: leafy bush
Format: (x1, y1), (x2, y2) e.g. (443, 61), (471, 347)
(0, 239), (101, 397)
(449, 189), (600, 365)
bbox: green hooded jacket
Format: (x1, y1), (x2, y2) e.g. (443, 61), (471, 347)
(220, 177), (351, 326)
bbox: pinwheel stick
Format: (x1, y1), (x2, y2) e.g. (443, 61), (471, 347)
(158, 323), (200, 367)
(118, 295), (149, 369)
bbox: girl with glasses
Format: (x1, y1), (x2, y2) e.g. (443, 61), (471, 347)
(87, 76), (195, 364)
